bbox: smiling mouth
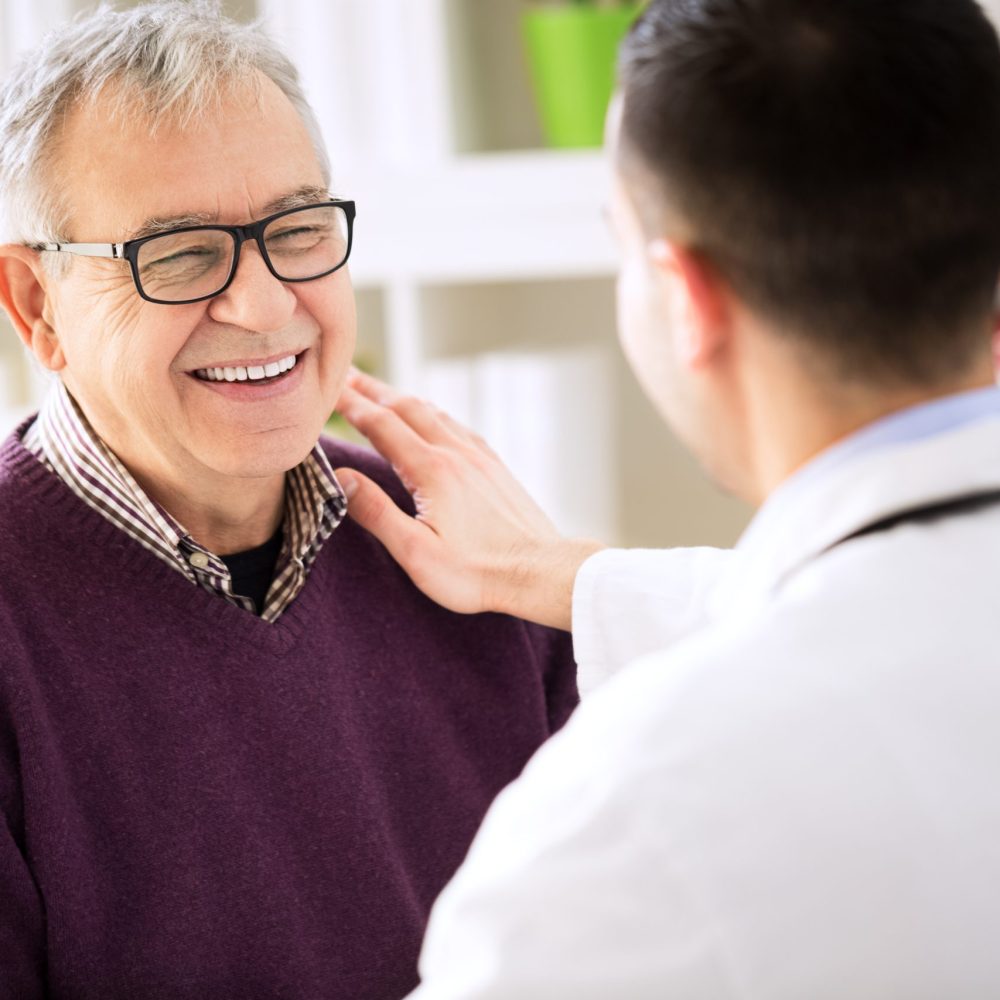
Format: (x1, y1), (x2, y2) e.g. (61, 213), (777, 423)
(193, 352), (300, 384)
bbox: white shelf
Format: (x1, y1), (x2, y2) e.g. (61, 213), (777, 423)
(349, 151), (616, 287)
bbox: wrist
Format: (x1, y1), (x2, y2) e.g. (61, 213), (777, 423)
(489, 537), (606, 631)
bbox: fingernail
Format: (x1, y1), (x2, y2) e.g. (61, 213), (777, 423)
(338, 471), (358, 498)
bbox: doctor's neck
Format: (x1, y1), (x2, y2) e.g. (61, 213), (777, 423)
(711, 316), (997, 508)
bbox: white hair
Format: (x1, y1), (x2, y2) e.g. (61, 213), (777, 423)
(0, 0), (331, 256)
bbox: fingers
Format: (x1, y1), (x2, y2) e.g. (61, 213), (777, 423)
(341, 370), (481, 450)
(346, 366), (398, 405)
(335, 466), (431, 563)
(336, 466), (489, 614)
(336, 385), (432, 464)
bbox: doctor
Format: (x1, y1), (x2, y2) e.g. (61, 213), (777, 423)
(335, 0), (1000, 995)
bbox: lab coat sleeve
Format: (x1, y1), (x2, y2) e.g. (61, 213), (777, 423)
(405, 659), (735, 1000)
(572, 546), (734, 694)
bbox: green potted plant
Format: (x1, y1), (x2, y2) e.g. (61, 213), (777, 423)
(522, 0), (643, 149)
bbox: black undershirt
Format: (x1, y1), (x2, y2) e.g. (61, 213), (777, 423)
(220, 525), (284, 615)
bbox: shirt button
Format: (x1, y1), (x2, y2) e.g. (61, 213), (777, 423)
(188, 551), (210, 569)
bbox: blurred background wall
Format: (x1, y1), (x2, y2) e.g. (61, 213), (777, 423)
(17, 0), (983, 546)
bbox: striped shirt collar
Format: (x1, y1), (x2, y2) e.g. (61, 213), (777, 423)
(22, 380), (347, 622)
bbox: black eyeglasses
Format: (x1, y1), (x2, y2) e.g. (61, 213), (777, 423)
(34, 200), (356, 305)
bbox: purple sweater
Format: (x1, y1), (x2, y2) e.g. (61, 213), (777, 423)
(0, 426), (578, 999)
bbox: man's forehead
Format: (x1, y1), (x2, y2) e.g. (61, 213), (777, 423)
(57, 73), (328, 241)
(120, 184), (332, 242)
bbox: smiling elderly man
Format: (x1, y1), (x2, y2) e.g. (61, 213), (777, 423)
(0, 3), (577, 997)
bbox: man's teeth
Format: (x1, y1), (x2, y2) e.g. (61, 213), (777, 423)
(197, 354), (298, 382)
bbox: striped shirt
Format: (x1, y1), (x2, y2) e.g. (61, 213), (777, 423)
(22, 381), (347, 622)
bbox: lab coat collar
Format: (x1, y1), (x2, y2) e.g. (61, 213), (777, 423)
(708, 407), (1000, 621)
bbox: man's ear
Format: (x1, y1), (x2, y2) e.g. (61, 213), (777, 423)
(0, 245), (66, 371)
(648, 239), (731, 369)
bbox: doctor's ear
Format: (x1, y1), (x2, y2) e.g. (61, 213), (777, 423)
(648, 238), (731, 368)
(0, 245), (66, 371)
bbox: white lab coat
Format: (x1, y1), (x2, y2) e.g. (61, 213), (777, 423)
(409, 403), (1000, 999)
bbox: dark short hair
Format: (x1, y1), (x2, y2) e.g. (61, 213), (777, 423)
(617, 0), (1000, 384)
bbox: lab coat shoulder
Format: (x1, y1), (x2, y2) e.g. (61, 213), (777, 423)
(413, 503), (1000, 999)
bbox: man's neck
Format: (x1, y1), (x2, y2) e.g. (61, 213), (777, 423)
(131, 467), (286, 555)
(44, 381), (289, 555)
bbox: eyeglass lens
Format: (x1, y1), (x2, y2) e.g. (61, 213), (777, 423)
(134, 204), (350, 303)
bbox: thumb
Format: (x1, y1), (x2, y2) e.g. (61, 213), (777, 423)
(335, 468), (425, 562)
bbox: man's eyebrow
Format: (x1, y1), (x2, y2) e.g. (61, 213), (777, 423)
(126, 212), (216, 241)
(124, 187), (334, 242)
(262, 185), (333, 215)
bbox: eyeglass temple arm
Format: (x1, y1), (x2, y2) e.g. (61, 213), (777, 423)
(35, 242), (125, 259)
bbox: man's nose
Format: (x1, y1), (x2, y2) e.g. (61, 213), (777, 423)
(206, 240), (296, 333)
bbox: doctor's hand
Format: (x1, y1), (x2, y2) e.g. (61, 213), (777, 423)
(333, 369), (605, 631)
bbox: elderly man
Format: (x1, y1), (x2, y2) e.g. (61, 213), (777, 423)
(0, 3), (576, 998)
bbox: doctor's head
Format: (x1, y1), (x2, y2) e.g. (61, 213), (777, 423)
(0, 1), (356, 499)
(606, 0), (1000, 501)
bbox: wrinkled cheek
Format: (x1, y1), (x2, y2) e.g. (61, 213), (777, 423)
(118, 365), (158, 424)
(317, 295), (358, 403)
(105, 369), (152, 440)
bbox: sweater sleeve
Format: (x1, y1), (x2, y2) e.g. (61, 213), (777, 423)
(0, 661), (45, 999)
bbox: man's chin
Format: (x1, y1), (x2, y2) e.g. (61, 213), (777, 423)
(204, 429), (319, 481)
